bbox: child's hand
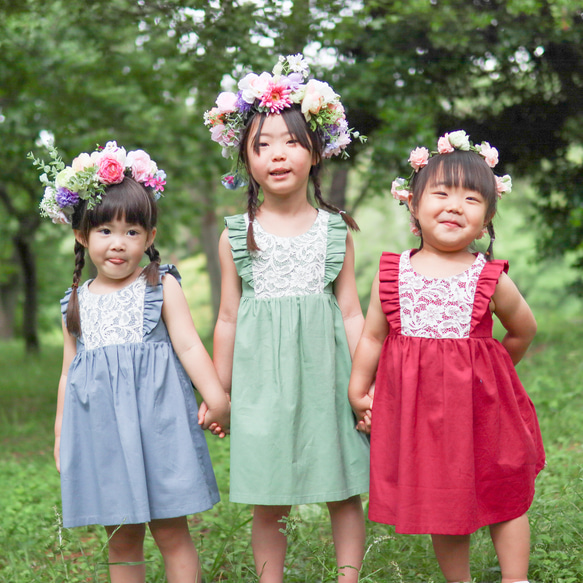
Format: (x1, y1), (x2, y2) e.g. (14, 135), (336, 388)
(198, 398), (231, 438)
(54, 436), (61, 473)
(351, 385), (374, 435)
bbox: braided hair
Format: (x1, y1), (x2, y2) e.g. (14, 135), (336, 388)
(238, 106), (358, 251)
(66, 177), (160, 336)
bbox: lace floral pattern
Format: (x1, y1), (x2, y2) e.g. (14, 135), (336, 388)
(249, 211), (328, 298)
(399, 250), (486, 339)
(78, 277), (146, 349)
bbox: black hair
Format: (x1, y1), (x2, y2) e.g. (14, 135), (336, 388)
(409, 150), (498, 259)
(66, 177), (160, 336)
(237, 105), (358, 251)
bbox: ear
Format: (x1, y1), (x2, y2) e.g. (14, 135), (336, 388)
(73, 230), (87, 247)
(311, 150), (321, 166)
(146, 228), (157, 249)
(407, 191), (416, 216)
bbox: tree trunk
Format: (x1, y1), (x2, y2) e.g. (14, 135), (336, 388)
(0, 273), (18, 339)
(328, 166), (349, 210)
(13, 228), (39, 353)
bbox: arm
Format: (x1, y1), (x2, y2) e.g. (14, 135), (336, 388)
(55, 319), (77, 472)
(334, 232), (364, 357)
(212, 228), (242, 394)
(491, 271), (537, 366)
(348, 272), (390, 432)
(162, 273), (230, 435)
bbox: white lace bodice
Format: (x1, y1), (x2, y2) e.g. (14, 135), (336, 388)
(399, 250), (486, 339)
(248, 211), (328, 298)
(78, 276), (146, 349)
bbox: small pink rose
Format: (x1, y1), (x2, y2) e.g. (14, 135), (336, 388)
(437, 135), (454, 154)
(215, 91), (238, 113)
(391, 178), (410, 202)
(97, 156), (125, 185)
(408, 147), (430, 172)
(478, 142), (499, 168)
(127, 150), (154, 183)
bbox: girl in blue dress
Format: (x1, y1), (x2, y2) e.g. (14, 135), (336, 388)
(33, 141), (230, 583)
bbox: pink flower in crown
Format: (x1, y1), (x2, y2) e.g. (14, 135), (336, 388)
(495, 174), (512, 197)
(437, 135), (455, 154)
(71, 152), (94, 172)
(127, 150), (156, 183)
(215, 91), (238, 114)
(408, 147), (430, 172)
(477, 141), (499, 168)
(259, 80), (293, 113)
(97, 156), (125, 184)
(391, 177), (410, 202)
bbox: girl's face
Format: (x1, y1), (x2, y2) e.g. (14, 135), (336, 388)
(76, 218), (156, 289)
(409, 181), (488, 254)
(246, 113), (314, 201)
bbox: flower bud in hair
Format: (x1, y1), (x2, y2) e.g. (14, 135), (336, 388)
(476, 141), (499, 168)
(445, 130), (471, 151)
(408, 147), (430, 172)
(391, 177), (410, 202)
(496, 174), (512, 197)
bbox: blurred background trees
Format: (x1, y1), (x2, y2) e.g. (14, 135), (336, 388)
(1, 0), (582, 351)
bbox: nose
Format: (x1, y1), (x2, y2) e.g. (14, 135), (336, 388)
(271, 144), (286, 161)
(110, 234), (126, 250)
(445, 196), (462, 213)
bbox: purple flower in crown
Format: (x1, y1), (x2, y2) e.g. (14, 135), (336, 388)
(55, 187), (80, 209)
(236, 92), (253, 114)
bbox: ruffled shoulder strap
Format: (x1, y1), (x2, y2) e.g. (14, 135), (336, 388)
(60, 287), (73, 326)
(324, 211), (348, 286)
(379, 251), (403, 333)
(225, 214), (253, 287)
(470, 257), (509, 336)
(143, 264), (181, 335)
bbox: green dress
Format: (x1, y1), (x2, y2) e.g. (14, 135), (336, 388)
(227, 210), (370, 505)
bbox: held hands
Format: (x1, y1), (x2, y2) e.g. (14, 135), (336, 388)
(350, 385), (374, 435)
(198, 397), (231, 438)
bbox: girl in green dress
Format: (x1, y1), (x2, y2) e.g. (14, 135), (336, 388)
(204, 54), (370, 583)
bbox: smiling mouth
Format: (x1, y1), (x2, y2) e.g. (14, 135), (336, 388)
(270, 169), (290, 176)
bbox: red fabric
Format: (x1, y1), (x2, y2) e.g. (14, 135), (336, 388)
(369, 252), (545, 535)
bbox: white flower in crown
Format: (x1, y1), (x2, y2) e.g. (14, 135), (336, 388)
(239, 72), (273, 104)
(445, 130), (471, 151)
(301, 79), (339, 117)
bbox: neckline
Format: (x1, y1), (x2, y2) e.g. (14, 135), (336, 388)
(405, 249), (484, 280)
(83, 273), (145, 297)
(251, 209), (322, 240)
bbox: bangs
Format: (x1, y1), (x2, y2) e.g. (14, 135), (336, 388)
(79, 178), (157, 233)
(248, 106), (323, 156)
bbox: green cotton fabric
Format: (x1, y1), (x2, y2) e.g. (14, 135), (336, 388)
(226, 211), (369, 505)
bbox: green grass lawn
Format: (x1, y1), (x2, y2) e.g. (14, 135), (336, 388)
(1, 314), (582, 582)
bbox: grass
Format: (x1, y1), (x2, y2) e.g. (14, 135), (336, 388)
(1, 312), (582, 582)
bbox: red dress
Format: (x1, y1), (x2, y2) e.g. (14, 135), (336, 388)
(369, 250), (545, 535)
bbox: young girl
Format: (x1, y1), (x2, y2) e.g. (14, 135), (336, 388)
(204, 54), (370, 583)
(348, 131), (545, 583)
(33, 141), (230, 583)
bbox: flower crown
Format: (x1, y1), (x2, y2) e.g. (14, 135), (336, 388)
(390, 130), (512, 204)
(204, 53), (365, 167)
(29, 141), (166, 225)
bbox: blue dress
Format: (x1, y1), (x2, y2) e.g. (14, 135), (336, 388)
(59, 265), (219, 528)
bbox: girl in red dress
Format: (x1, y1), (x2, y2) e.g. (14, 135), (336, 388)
(349, 131), (544, 583)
